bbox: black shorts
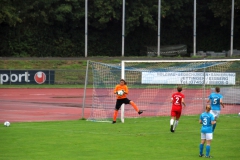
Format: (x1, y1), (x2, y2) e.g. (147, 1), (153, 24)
(115, 98), (131, 110)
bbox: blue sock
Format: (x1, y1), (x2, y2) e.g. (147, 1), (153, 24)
(206, 145), (211, 156)
(212, 123), (217, 132)
(199, 144), (204, 155)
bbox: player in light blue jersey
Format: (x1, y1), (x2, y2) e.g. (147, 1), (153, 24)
(199, 105), (216, 158)
(207, 87), (225, 132)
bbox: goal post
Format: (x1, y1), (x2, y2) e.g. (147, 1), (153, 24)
(121, 61), (125, 123)
(86, 59), (240, 123)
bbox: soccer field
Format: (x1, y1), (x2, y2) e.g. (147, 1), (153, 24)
(1, 115), (240, 160)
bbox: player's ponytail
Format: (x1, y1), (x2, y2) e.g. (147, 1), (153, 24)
(120, 79), (127, 85)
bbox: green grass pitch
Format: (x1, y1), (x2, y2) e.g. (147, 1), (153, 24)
(1, 115), (240, 160)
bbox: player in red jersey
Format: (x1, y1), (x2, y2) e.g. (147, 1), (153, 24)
(170, 86), (186, 132)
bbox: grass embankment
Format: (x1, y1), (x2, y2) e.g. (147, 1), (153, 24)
(1, 58), (240, 88)
(0, 59), (121, 88)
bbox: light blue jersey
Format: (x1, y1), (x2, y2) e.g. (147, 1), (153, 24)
(200, 112), (215, 133)
(208, 93), (223, 111)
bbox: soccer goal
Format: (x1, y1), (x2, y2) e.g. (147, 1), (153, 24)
(84, 59), (240, 123)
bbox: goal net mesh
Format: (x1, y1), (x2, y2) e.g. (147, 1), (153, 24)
(87, 60), (240, 122)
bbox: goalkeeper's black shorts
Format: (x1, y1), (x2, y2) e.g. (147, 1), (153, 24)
(115, 98), (131, 110)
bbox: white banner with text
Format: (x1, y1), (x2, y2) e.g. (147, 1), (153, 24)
(141, 72), (235, 85)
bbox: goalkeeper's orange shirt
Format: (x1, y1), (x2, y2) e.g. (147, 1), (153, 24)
(114, 84), (129, 99)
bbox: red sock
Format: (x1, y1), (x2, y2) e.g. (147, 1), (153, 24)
(130, 101), (139, 112)
(113, 110), (118, 121)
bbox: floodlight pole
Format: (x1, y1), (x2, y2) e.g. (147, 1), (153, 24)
(230, 0), (235, 57)
(122, 0), (125, 57)
(85, 0), (88, 57)
(193, 0), (196, 56)
(157, 0), (161, 56)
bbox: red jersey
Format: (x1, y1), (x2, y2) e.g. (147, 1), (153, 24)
(171, 92), (185, 111)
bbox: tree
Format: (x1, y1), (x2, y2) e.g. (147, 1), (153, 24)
(0, 0), (22, 26)
(208, 0), (240, 26)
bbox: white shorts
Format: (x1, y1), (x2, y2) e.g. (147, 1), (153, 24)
(210, 110), (220, 120)
(201, 133), (213, 140)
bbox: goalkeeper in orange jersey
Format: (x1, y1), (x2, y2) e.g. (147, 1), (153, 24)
(112, 79), (143, 124)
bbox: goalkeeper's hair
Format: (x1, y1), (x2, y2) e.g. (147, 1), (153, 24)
(120, 79), (127, 85)
(177, 86), (182, 92)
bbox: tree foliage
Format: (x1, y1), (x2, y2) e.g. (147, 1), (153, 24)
(208, 0), (240, 26)
(0, 0), (239, 57)
(0, 0), (22, 26)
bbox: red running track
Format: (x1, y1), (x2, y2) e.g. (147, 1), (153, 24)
(0, 88), (238, 123)
(0, 89), (92, 123)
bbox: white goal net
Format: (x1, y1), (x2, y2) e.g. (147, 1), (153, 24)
(86, 59), (240, 122)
